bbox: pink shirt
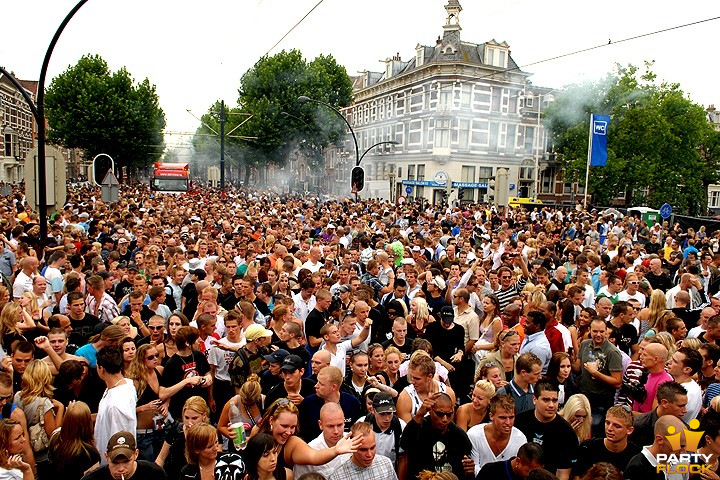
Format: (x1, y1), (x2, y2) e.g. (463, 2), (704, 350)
(634, 370), (673, 413)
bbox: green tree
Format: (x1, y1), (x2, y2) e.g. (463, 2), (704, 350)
(545, 63), (718, 214)
(195, 50), (352, 185)
(45, 54), (166, 179)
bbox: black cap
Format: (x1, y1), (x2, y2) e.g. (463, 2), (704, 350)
(372, 392), (396, 413)
(440, 305), (455, 323)
(280, 355), (305, 372)
(263, 349), (290, 364)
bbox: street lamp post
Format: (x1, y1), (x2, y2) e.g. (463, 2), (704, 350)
(297, 96), (399, 200)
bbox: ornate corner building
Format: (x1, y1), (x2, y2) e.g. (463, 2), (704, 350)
(333, 0), (568, 205)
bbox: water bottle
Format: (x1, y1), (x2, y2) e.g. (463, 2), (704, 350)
(228, 401), (247, 449)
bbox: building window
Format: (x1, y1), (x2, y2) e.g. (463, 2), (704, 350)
(408, 165), (416, 181)
(415, 186), (425, 199)
(396, 94), (405, 116)
(461, 165), (476, 182)
(408, 120), (422, 146)
(498, 124), (507, 149)
(410, 87), (423, 113)
(435, 119), (450, 148)
(710, 191), (720, 207)
(473, 85), (491, 112)
(541, 167), (555, 194)
(395, 123), (404, 146)
(417, 164), (425, 180)
(485, 46), (508, 68)
(478, 167), (493, 183)
(471, 120), (489, 146)
(458, 119), (470, 150)
(519, 160), (534, 181)
(439, 88), (452, 110)
(524, 126), (535, 154)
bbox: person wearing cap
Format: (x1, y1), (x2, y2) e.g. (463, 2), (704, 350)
(265, 354), (316, 407)
(81, 431), (166, 480)
(359, 392), (406, 469)
(424, 274), (449, 322)
(424, 305), (465, 381)
(259, 348), (290, 394)
(228, 316), (273, 390)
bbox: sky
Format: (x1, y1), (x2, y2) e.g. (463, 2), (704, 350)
(2, 0), (719, 154)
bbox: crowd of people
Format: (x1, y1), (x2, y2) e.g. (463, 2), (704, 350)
(0, 183), (718, 480)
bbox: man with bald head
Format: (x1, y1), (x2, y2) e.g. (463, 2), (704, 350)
(666, 273), (703, 309)
(595, 296), (613, 320)
(625, 414), (687, 480)
(688, 307), (716, 338)
(634, 343), (672, 414)
(302, 246), (322, 273)
(645, 257), (672, 291)
(293, 402), (352, 478)
(310, 349), (331, 381)
(13, 256), (37, 300)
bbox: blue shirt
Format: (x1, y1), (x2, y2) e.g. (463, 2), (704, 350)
(75, 343), (98, 368)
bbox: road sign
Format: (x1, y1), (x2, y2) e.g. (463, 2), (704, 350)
(397, 196), (406, 205)
(660, 203), (672, 219)
(405, 186), (412, 195)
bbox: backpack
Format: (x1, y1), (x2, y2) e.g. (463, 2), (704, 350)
(364, 413), (402, 468)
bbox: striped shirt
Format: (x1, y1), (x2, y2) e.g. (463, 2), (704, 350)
(494, 276), (528, 310)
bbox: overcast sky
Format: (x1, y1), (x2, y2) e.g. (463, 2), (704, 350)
(3, 0), (719, 152)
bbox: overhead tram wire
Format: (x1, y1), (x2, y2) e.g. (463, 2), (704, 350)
(264, 0), (326, 56)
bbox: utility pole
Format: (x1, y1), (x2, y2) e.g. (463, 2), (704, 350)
(220, 100), (225, 188)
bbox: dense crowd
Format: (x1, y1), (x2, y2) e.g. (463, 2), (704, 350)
(0, 183), (717, 480)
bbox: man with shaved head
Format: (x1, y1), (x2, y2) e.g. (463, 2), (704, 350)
(634, 343), (672, 414)
(624, 414), (687, 480)
(293, 402), (351, 478)
(689, 306), (716, 339)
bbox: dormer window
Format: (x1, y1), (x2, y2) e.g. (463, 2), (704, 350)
(443, 45), (456, 55)
(485, 44), (508, 68)
(416, 45), (425, 67)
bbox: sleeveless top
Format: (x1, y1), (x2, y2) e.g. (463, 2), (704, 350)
(137, 368), (161, 406)
(478, 317), (500, 344)
(405, 381), (447, 417)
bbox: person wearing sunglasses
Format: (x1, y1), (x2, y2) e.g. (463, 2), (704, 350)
(126, 343), (202, 461)
(401, 391), (472, 480)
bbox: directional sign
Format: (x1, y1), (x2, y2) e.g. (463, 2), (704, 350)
(405, 186), (412, 195)
(660, 203), (672, 219)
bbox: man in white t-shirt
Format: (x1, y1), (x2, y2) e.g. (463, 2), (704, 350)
(319, 316), (371, 377)
(43, 251), (66, 303)
(668, 347), (703, 423)
(294, 403), (352, 478)
(208, 311), (243, 422)
(95, 347), (137, 464)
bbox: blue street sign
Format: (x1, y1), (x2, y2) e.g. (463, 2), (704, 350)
(660, 203), (672, 219)
(405, 186), (412, 194)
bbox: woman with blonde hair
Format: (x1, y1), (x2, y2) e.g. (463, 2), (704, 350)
(638, 289), (670, 338)
(217, 374), (263, 452)
(112, 315), (139, 342)
(476, 329), (521, 384)
(14, 360), (64, 478)
(0, 302), (34, 353)
(47, 401), (100, 478)
(20, 292), (47, 324)
(455, 380), (495, 431)
(559, 394), (592, 442)
(251, 398), (360, 470)
(381, 346), (403, 388)
(181, 423), (245, 480)
(406, 296), (432, 337)
(155, 396), (211, 480)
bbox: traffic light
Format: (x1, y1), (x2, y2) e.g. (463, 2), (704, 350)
(351, 166), (365, 193)
(458, 189), (465, 201)
(92, 154), (114, 185)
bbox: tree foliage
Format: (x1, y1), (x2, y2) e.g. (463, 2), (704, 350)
(545, 63), (720, 215)
(194, 49), (353, 184)
(45, 54), (166, 177)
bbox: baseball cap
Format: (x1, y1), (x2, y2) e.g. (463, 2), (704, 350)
(117, 237), (129, 244)
(107, 431), (136, 462)
(245, 324), (273, 342)
(280, 355), (305, 372)
(431, 276), (446, 291)
(263, 349), (290, 364)
(372, 392), (396, 413)
(440, 305), (455, 323)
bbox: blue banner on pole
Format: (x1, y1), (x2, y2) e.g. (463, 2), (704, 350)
(589, 114), (610, 167)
